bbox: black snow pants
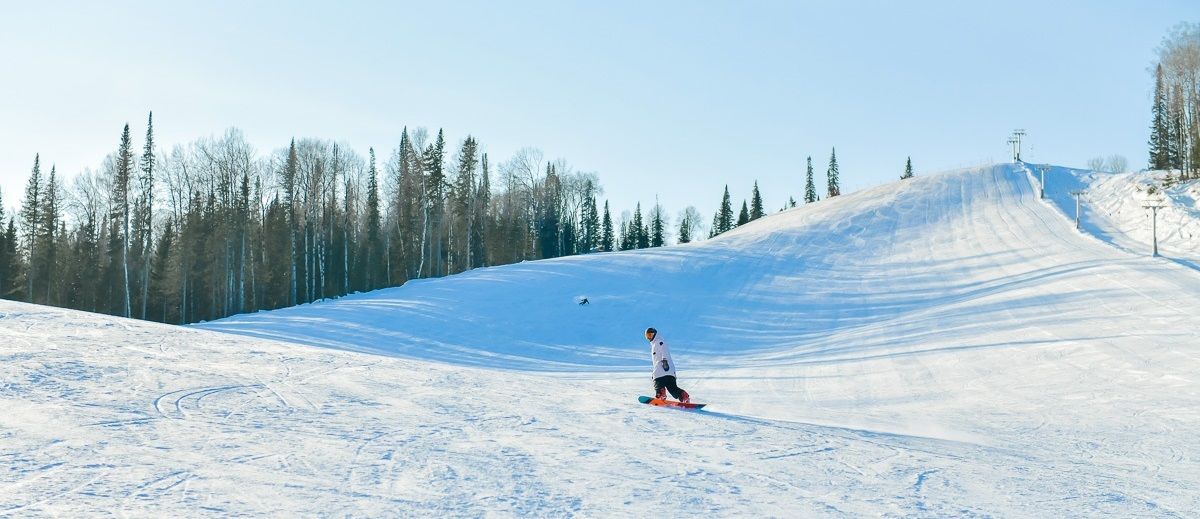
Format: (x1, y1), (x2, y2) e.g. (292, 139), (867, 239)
(653, 375), (686, 400)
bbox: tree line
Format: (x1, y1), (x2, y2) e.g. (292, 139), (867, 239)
(0, 117), (851, 324)
(1149, 23), (1200, 177)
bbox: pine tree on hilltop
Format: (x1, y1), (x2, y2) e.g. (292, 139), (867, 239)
(902, 156), (914, 179)
(1149, 63), (1170, 171)
(804, 156), (817, 204)
(677, 210), (693, 244)
(650, 202), (665, 247)
(827, 147), (841, 198)
(749, 181), (764, 221)
(737, 200), (750, 226)
(601, 200), (614, 252)
(632, 203), (649, 249)
(710, 185), (734, 237)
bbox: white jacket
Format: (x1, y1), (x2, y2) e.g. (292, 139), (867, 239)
(650, 335), (677, 379)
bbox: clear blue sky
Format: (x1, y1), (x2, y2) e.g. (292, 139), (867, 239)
(0, 1), (1192, 223)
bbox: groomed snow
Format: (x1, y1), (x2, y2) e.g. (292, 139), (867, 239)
(3, 163), (1198, 516)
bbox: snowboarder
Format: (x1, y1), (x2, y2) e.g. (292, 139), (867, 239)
(645, 327), (690, 403)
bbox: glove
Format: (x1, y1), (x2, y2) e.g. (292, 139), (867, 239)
(660, 359), (669, 371)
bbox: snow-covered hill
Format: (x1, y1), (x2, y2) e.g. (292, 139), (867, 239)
(3, 163), (1199, 516)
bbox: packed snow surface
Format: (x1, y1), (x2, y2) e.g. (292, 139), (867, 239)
(3, 163), (1199, 516)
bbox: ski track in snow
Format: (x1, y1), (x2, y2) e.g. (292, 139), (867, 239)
(2, 163), (1199, 516)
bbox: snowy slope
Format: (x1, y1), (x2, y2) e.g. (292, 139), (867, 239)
(1041, 164), (1200, 269)
(4, 163), (1200, 516)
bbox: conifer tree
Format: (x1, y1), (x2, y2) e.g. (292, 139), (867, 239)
(471, 152), (491, 267)
(2, 218), (18, 300)
(1168, 83), (1186, 174)
(19, 155), (42, 302)
(538, 164), (562, 258)
(0, 193), (8, 298)
(137, 112), (155, 318)
(38, 166), (61, 304)
(902, 156), (914, 179)
(1149, 64), (1170, 170)
(619, 219), (632, 251)
(632, 203), (649, 249)
(148, 221), (175, 322)
(677, 211), (692, 244)
(749, 181), (764, 221)
(804, 156), (817, 203)
(600, 201), (614, 252)
(650, 202), (665, 247)
(365, 147), (383, 288)
(710, 185), (734, 237)
(451, 137), (478, 271)
(581, 182), (599, 252)
(737, 200), (750, 226)
(421, 129), (448, 276)
(111, 124), (135, 317)
(827, 147), (841, 198)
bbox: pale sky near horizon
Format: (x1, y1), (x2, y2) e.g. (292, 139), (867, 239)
(0, 1), (1193, 226)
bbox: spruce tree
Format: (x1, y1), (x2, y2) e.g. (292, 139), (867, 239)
(111, 124), (134, 317)
(1149, 64), (1170, 170)
(19, 155), (42, 302)
(677, 210), (692, 244)
(710, 185), (734, 237)
(472, 152), (490, 267)
(1168, 83), (1186, 174)
(538, 164), (562, 259)
(2, 218), (18, 300)
(581, 183), (599, 252)
(902, 156), (914, 179)
(650, 202), (665, 247)
(749, 181), (764, 221)
(737, 200), (750, 226)
(282, 139), (298, 306)
(619, 219), (632, 251)
(428, 130), (449, 275)
(0, 193), (7, 298)
(561, 217), (578, 256)
(804, 156), (816, 203)
(451, 137), (477, 271)
(365, 147), (383, 288)
(148, 221), (175, 322)
(136, 112), (155, 319)
(827, 147), (841, 198)
(632, 203), (649, 249)
(38, 166), (61, 304)
(601, 201), (614, 252)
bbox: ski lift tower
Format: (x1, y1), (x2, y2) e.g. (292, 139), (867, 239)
(1143, 200), (1166, 257)
(1012, 129), (1026, 162)
(1035, 165), (1049, 199)
(1069, 190), (1085, 229)
(1007, 136), (1019, 163)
